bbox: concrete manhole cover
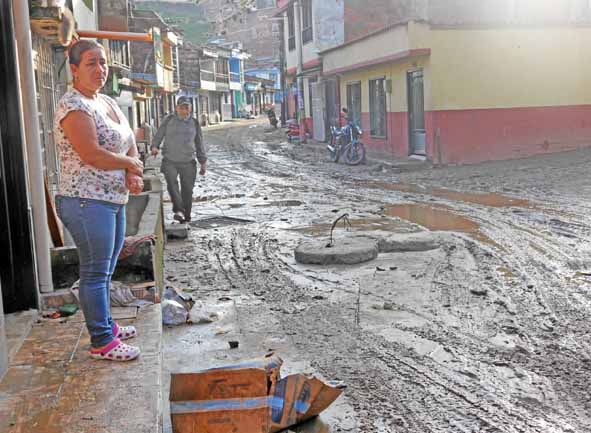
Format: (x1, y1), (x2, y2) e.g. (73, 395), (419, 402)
(295, 237), (379, 265)
(189, 216), (255, 229)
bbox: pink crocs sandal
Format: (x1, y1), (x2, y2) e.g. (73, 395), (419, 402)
(112, 322), (137, 341)
(89, 338), (140, 361)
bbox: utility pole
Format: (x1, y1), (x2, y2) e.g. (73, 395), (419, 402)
(279, 14), (287, 127)
(294, 0), (306, 143)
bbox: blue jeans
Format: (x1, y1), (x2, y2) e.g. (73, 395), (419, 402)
(56, 196), (126, 348)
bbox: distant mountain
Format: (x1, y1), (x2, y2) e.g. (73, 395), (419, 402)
(134, 1), (211, 45)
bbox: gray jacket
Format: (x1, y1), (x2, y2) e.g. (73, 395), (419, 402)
(151, 114), (207, 164)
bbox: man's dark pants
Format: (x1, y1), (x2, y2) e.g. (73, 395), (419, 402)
(161, 158), (197, 220)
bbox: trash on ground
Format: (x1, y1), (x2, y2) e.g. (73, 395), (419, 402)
(111, 281), (154, 307)
(169, 353), (343, 433)
(228, 340), (239, 349)
(162, 299), (189, 326)
(58, 303), (78, 317)
(163, 286), (195, 311)
(69, 279), (154, 308)
(187, 301), (221, 324)
(118, 234), (155, 260)
(41, 309), (61, 319)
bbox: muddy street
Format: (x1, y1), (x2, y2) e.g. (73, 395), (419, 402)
(162, 120), (591, 433)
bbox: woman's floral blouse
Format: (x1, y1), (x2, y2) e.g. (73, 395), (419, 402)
(54, 89), (135, 205)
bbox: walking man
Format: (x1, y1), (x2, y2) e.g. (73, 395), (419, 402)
(151, 97), (207, 223)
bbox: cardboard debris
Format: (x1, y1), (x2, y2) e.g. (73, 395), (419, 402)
(170, 354), (343, 433)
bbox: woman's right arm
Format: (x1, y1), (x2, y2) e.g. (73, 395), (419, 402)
(61, 111), (143, 175)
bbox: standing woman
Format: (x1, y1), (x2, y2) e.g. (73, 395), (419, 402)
(54, 40), (144, 361)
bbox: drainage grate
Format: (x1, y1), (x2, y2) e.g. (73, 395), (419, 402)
(189, 216), (255, 229)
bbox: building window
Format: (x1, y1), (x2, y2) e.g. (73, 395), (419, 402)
(346, 81), (362, 126)
(369, 78), (387, 137)
(287, 6), (296, 51)
(301, 0), (313, 44)
(215, 58), (229, 82)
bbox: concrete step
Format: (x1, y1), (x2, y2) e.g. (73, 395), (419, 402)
(0, 304), (162, 433)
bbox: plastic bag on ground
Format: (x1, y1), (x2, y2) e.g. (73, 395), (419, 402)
(162, 299), (189, 326)
(187, 301), (221, 324)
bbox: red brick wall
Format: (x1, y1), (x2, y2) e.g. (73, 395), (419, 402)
(431, 105), (591, 165)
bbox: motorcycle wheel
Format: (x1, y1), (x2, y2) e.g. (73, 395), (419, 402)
(328, 138), (341, 163)
(345, 143), (366, 165)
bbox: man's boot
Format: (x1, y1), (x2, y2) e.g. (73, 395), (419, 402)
(173, 211), (185, 223)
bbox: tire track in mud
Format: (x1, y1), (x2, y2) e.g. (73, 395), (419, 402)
(175, 125), (591, 432)
(188, 226), (579, 432)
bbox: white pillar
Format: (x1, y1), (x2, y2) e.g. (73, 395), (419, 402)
(13, 0), (54, 294)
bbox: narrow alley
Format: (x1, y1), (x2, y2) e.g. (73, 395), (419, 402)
(161, 119), (591, 433)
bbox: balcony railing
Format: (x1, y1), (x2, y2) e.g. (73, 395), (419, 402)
(200, 70), (215, 83)
(216, 73), (229, 83)
(108, 40), (130, 70)
(230, 72), (241, 83)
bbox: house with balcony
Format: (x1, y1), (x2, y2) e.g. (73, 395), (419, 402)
(244, 74), (277, 116)
(179, 42), (248, 124)
(212, 45), (233, 122)
(276, 0), (341, 140)
(245, 66), (282, 107)
(178, 44), (218, 125)
(230, 48), (248, 118)
(129, 9), (181, 127)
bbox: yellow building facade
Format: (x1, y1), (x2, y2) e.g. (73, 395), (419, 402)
(322, 21), (591, 164)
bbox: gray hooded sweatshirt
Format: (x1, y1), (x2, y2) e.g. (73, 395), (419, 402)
(151, 114), (207, 164)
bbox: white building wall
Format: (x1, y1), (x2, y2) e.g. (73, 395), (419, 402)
(72, 0), (98, 31)
(284, 0), (345, 71)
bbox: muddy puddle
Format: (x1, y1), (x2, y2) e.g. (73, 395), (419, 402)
(292, 217), (417, 236)
(367, 181), (531, 208)
(384, 204), (500, 248)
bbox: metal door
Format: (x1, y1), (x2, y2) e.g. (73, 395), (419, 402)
(407, 70), (426, 155)
(311, 81), (326, 142)
(346, 82), (362, 126)
(0, 0), (38, 312)
(324, 78), (339, 132)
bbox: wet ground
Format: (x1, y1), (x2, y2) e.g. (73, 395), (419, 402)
(161, 118), (591, 433)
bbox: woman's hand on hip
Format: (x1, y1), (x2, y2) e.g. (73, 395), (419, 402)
(126, 173), (144, 195)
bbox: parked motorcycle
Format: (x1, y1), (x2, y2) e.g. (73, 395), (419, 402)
(327, 125), (344, 162)
(327, 120), (366, 165)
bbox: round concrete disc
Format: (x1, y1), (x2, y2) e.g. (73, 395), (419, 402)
(294, 237), (379, 265)
(359, 232), (442, 253)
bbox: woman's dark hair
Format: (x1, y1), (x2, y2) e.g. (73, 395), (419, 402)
(69, 40), (105, 66)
